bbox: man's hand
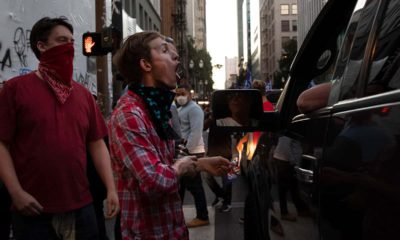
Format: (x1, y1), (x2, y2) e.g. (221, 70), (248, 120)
(197, 156), (232, 176)
(173, 156), (197, 177)
(12, 190), (43, 216)
(105, 190), (119, 219)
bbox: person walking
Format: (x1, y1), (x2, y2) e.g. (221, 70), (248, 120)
(108, 31), (231, 240)
(0, 17), (119, 240)
(175, 84), (210, 227)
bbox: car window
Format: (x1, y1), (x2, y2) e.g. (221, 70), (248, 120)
(367, 0), (400, 94)
(328, 0), (377, 104)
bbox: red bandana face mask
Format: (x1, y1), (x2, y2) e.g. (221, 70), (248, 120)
(38, 43), (74, 104)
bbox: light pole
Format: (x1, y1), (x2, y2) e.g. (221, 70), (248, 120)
(189, 59), (203, 100)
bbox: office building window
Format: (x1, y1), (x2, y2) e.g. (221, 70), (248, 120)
(124, 0), (131, 15)
(145, 12), (148, 29)
(280, 4), (289, 15)
(292, 4), (298, 15)
(139, 5), (144, 28)
(282, 37), (290, 48)
(292, 20), (297, 31)
(281, 20), (290, 32)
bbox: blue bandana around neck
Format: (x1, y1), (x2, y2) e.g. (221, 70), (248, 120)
(128, 83), (177, 140)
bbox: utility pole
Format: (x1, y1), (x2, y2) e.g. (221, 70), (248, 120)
(95, 0), (111, 117)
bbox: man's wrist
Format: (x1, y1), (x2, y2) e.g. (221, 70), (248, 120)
(195, 158), (205, 172)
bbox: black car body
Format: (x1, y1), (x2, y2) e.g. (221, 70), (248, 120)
(213, 0), (400, 239)
(279, 0), (400, 239)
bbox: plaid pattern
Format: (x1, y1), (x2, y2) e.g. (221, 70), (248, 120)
(108, 91), (188, 240)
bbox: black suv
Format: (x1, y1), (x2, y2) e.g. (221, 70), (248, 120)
(213, 0), (400, 239)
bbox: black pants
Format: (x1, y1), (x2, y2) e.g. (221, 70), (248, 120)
(12, 204), (99, 240)
(275, 159), (308, 214)
(179, 173), (209, 220)
(0, 186), (11, 240)
(203, 172), (232, 205)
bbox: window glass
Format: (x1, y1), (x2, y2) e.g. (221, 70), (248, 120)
(328, 0), (378, 104)
(292, 4), (298, 15)
(367, 1), (400, 93)
(281, 20), (290, 32)
(281, 4), (289, 15)
(292, 20), (298, 31)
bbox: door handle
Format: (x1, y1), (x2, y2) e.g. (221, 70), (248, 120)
(295, 166), (314, 184)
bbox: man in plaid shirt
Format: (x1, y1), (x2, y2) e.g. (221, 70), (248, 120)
(109, 32), (231, 240)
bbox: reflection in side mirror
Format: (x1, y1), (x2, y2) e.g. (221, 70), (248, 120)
(211, 89), (263, 129)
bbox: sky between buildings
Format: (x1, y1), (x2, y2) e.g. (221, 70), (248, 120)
(206, 0), (238, 90)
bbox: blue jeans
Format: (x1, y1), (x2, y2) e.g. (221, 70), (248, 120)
(12, 203), (99, 240)
(179, 173), (209, 220)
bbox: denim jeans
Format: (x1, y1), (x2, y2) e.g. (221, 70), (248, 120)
(203, 172), (232, 205)
(13, 203), (99, 240)
(179, 173), (209, 220)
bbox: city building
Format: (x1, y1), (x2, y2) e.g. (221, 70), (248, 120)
(122, 0), (161, 32)
(260, 0), (298, 85)
(186, 0), (207, 49)
(225, 56), (239, 88)
(297, 0), (328, 48)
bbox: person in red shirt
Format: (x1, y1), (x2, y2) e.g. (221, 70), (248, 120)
(109, 31), (231, 240)
(0, 17), (119, 239)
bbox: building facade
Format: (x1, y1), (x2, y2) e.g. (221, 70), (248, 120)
(122, 0), (161, 32)
(260, 0), (298, 85)
(297, 0), (327, 48)
(186, 0), (207, 49)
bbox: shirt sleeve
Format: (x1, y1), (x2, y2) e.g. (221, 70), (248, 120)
(186, 106), (205, 154)
(86, 93), (107, 142)
(0, 81), (17, 144)
(110, 110), (179, 195)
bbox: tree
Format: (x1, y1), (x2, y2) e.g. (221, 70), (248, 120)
(273, 39), (297, 89)
(186, 36), (214, 99)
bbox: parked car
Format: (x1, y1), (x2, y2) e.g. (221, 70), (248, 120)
(212, 0), (400, 239)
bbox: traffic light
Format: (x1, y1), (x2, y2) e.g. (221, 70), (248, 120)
(83, 26), (118, 56)
(82, 32), (104, 56)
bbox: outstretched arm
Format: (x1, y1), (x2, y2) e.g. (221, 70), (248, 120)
(297, 82), (332, 113)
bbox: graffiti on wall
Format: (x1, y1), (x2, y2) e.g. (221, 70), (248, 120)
(0, 27), (31, 77)
(13, 27), (30, 68)
(75, 72), (97, 95)
(0, 42), (12, 72)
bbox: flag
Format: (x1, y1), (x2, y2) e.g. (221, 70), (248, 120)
(243, 68), (252, 89)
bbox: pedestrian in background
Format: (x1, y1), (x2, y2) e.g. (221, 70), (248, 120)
(109, 31), (231, 240)
(175, 84), (210, 227)
(0, 17), (119, 240)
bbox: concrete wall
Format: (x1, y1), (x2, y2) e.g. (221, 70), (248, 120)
(0, 0), (98, 94)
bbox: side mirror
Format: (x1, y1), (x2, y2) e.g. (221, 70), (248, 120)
(211, 89), (280, 132)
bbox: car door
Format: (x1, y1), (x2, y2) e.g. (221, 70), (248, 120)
(274, 0), (361, 239)
(286, 0), (400, 239)
(319, 0), (400, 239)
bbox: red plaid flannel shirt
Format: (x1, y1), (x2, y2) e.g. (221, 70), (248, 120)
(108, 91), (188, 240)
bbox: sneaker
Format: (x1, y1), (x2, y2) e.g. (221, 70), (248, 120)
(238, 217), (245, 224)
(281, 213), (297, 222)
(211, 197), (224, 208)
(270, 222), (284, 236)
(186, 218), (210, 228)
(220, 204), (232, 213)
